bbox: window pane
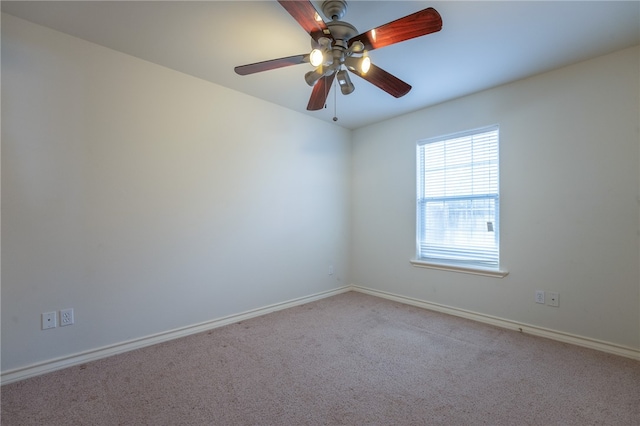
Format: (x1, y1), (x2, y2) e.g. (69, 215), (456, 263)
(417, 126), (499, 268)
(420, 198), (498, 263)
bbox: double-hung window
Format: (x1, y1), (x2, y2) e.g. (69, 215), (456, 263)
(415, 125), (504, 275)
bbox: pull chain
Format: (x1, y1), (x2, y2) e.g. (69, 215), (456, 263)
(332, 78), (338, 122)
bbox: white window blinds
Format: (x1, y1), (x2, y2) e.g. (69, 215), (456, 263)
(417, 125), (500, 268)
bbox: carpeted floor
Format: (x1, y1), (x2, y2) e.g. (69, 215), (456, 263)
(2, 291), (639, 425)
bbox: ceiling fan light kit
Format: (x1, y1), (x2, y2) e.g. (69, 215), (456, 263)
(304, 67), (326, 86)
(234, 0), (442, 111)
(344, 54), (370, 74)
(309, 48), (325, 67)
(336, 69), (354, 95)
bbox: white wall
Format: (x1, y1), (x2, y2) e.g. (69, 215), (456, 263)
(1, 14), (351, 373)
(3, 12), (639, 379)
(351, 46), (640, 350)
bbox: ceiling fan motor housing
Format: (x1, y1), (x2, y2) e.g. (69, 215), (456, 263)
(326, 21), (358, 45)
(317, 1), (359, 73)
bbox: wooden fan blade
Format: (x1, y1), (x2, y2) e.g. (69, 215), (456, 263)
(278, 0), (330, 42)
(307, 73), (336, 111)
(350, 64), (411, 98)
(349, 7), (442, 51)
(234, 54), (309, 76)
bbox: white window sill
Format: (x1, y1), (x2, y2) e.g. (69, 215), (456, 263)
(410, 259), (509, 278)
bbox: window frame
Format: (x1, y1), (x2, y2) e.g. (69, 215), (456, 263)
(412, 125), (508, 278)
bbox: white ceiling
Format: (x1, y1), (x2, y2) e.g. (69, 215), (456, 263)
(3, 1), (639, 129)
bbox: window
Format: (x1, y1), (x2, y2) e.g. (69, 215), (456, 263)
(415, 125), (503, 275)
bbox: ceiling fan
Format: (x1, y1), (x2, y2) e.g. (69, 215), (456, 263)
(234, 0), (442, 111)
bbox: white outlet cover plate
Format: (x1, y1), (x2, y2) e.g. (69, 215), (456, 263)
(60, 308), (74, 326)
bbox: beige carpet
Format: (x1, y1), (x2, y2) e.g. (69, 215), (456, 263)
(2, 291), (639, 425)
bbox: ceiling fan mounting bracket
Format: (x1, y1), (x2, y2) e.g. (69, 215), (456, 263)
(321, 0), (348, 21)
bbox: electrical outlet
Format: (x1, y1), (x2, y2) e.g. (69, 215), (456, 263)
(535, 290), (545, 304)
(547, 292), (559, 307)
(60, 308), (74, 326)
(42, 312), (57, 330)
(328, 265), (334, 275)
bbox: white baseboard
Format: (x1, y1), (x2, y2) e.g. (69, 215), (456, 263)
(4, 284), (637, 385)
(351, 285), (640, 361)
(1, 286), (352, 385)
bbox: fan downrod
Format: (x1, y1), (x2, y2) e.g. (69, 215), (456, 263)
(321, 1), (358, 44)
(321, 0), (348, 21)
